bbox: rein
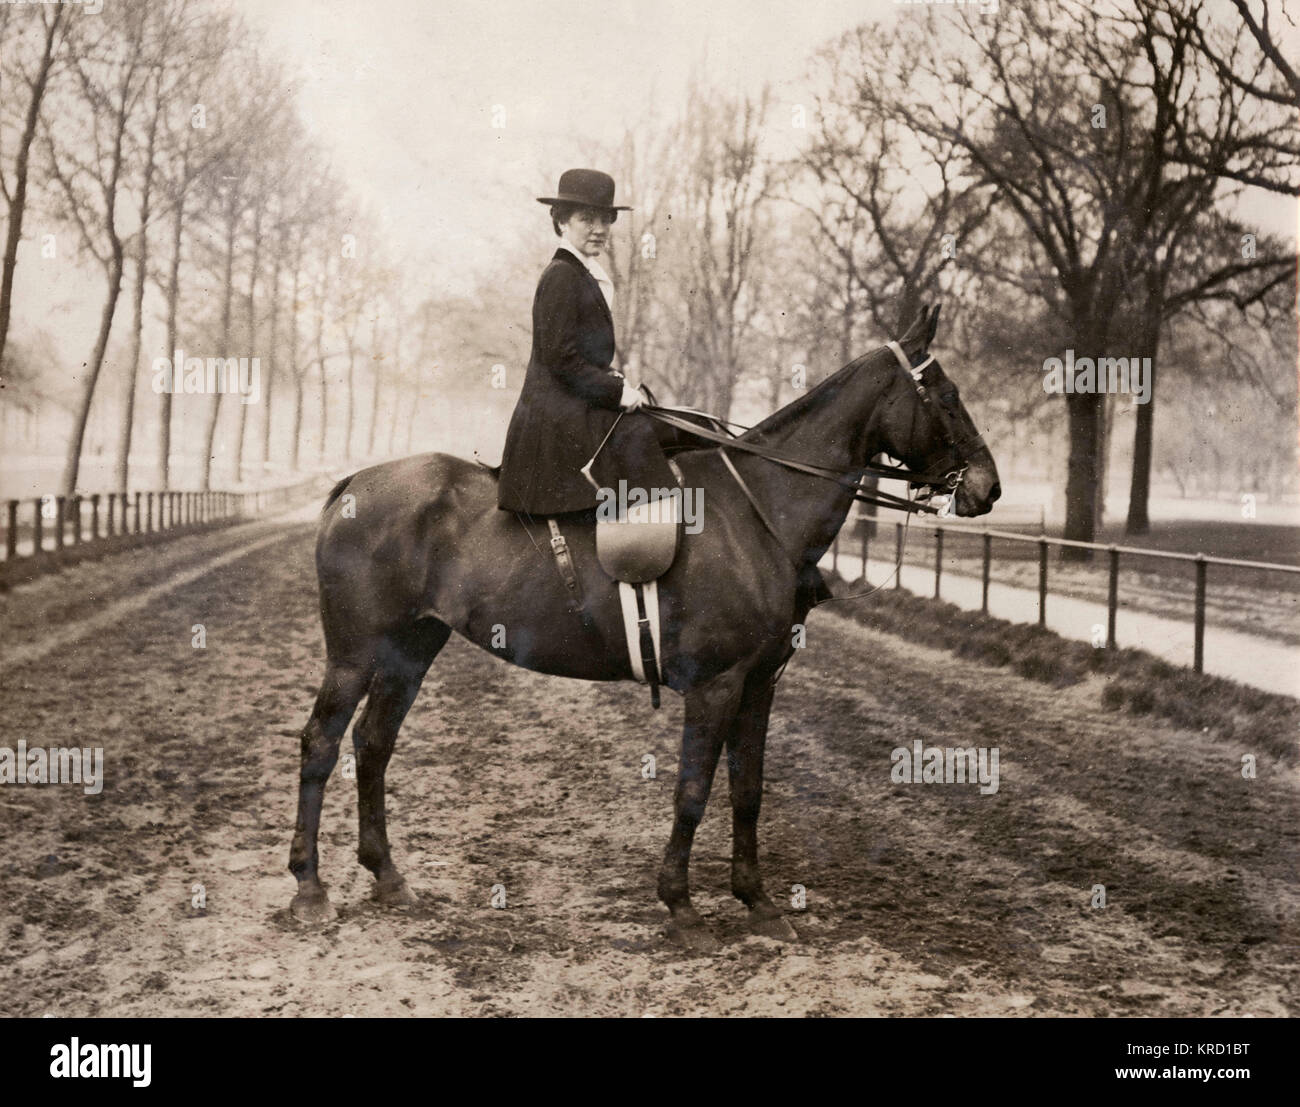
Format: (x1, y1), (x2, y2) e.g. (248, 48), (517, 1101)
(644, 340), (977, 518)
(645, 407), (958, 515)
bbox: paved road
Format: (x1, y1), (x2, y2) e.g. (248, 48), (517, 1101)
(822, 550), (1299, 697)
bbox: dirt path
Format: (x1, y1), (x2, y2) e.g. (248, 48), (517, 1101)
(0, 523), (1295, 1016)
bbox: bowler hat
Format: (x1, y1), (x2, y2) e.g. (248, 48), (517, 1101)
(536, 168), (632, 211)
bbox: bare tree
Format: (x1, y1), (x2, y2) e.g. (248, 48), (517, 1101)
(151, 6), (237, 488)
(1168, 0), (1300, 194)
(0, 3), (68, 378)
(42, 0), (152, 497)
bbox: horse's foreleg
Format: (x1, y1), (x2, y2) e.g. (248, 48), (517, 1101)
(289, 659), (372, 923)
(354, 621), (451, 906)
(726, 670), (798, 941)
(658, 669), (746, 952)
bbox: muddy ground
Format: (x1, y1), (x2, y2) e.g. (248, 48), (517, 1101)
(0, 517), (1295, 1016)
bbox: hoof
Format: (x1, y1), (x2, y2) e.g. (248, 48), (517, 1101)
(373, 876), (417, 908)
(747, 908), (799, 942)
(290, 889), (336, 925)
(666, 914), (721, 954)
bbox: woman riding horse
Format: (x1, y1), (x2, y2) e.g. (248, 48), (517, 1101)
(497, 168), (678, 517)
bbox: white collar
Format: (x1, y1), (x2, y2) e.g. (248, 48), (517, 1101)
(557, 239), (612, 285)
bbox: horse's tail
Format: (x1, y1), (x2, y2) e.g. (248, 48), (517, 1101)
(321, 472), (356, 515)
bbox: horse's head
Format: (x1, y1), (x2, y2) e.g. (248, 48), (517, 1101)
(874, 304), (1000, 518)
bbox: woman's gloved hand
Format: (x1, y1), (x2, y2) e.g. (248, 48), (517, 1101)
(619, 382), (646, 411)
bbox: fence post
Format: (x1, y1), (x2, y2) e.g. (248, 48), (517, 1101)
(107, 493), (117, 537)
(134, 492), (142, 534)
(934, 526), (943, 599)
(981, 531), (991, 613)
(1107, 546), (1119, 649)
(33, 498), (43, 555)
(860, 519), (868, 581)
(91, 494), (100, 541)
(5, 500), (17, 559)
(55, 496), (65, 550)
(72, 495), (83, 544)
(1193, 555), (1207, 673)
(894, 521), (904, 590)
(1037, 537), (1048, 628)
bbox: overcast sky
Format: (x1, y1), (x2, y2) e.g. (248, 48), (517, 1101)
(232, 0), (1296, 295)
(18, 0), (1296, 381)
(231, 0), (902, 293)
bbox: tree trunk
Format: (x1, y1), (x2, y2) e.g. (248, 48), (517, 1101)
(161, 183), (185, 490)
(118, 84), (159, 493)
(292, 373), (304, 472)
(1094, 397), (1111, 529)
(1061, 390), (1105, 559)
(201, 206), (238, 491)
(262, 244), (283, 472)
(1125, 298), (1162, 535)
(385, 314), (403, 456)
(0, 8), (64, 374)
(288, 245), (304, 471)
(234, 205), (262, 482)
(344, 336), (356, 462)
(63, 253), (124, 496)
(117, 242), (146, 494)
(316, 303), (328, 463)
(318, 362), (328, 462)
(367, 318), (383, 458)
(403, 363), (420, 454)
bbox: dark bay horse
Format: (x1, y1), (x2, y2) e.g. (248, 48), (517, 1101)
(288, 304), (1000, 950)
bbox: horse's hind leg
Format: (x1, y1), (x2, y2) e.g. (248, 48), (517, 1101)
(354, 618), (452, 906)
(289, 659), (373, 923)
(726, 669), (798, 941)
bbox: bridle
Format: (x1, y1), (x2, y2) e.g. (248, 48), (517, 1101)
(881, 340), (986, 514)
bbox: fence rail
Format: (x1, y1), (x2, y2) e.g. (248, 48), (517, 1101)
(0, 475), (328, 581)
(831, 516), (1300, 674)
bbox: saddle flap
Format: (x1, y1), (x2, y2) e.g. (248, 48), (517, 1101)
(596, 495), (680, 583)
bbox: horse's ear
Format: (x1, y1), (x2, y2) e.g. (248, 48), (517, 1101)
(899, 303), (929, 348)
(926, 303), (942, 345)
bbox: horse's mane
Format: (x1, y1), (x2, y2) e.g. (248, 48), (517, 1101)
(740, 349), (879, 441)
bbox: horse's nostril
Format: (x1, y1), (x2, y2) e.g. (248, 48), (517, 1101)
(990, 481), (1002, 502)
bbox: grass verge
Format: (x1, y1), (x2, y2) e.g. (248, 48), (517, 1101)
(822, 572), (1299, 763)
